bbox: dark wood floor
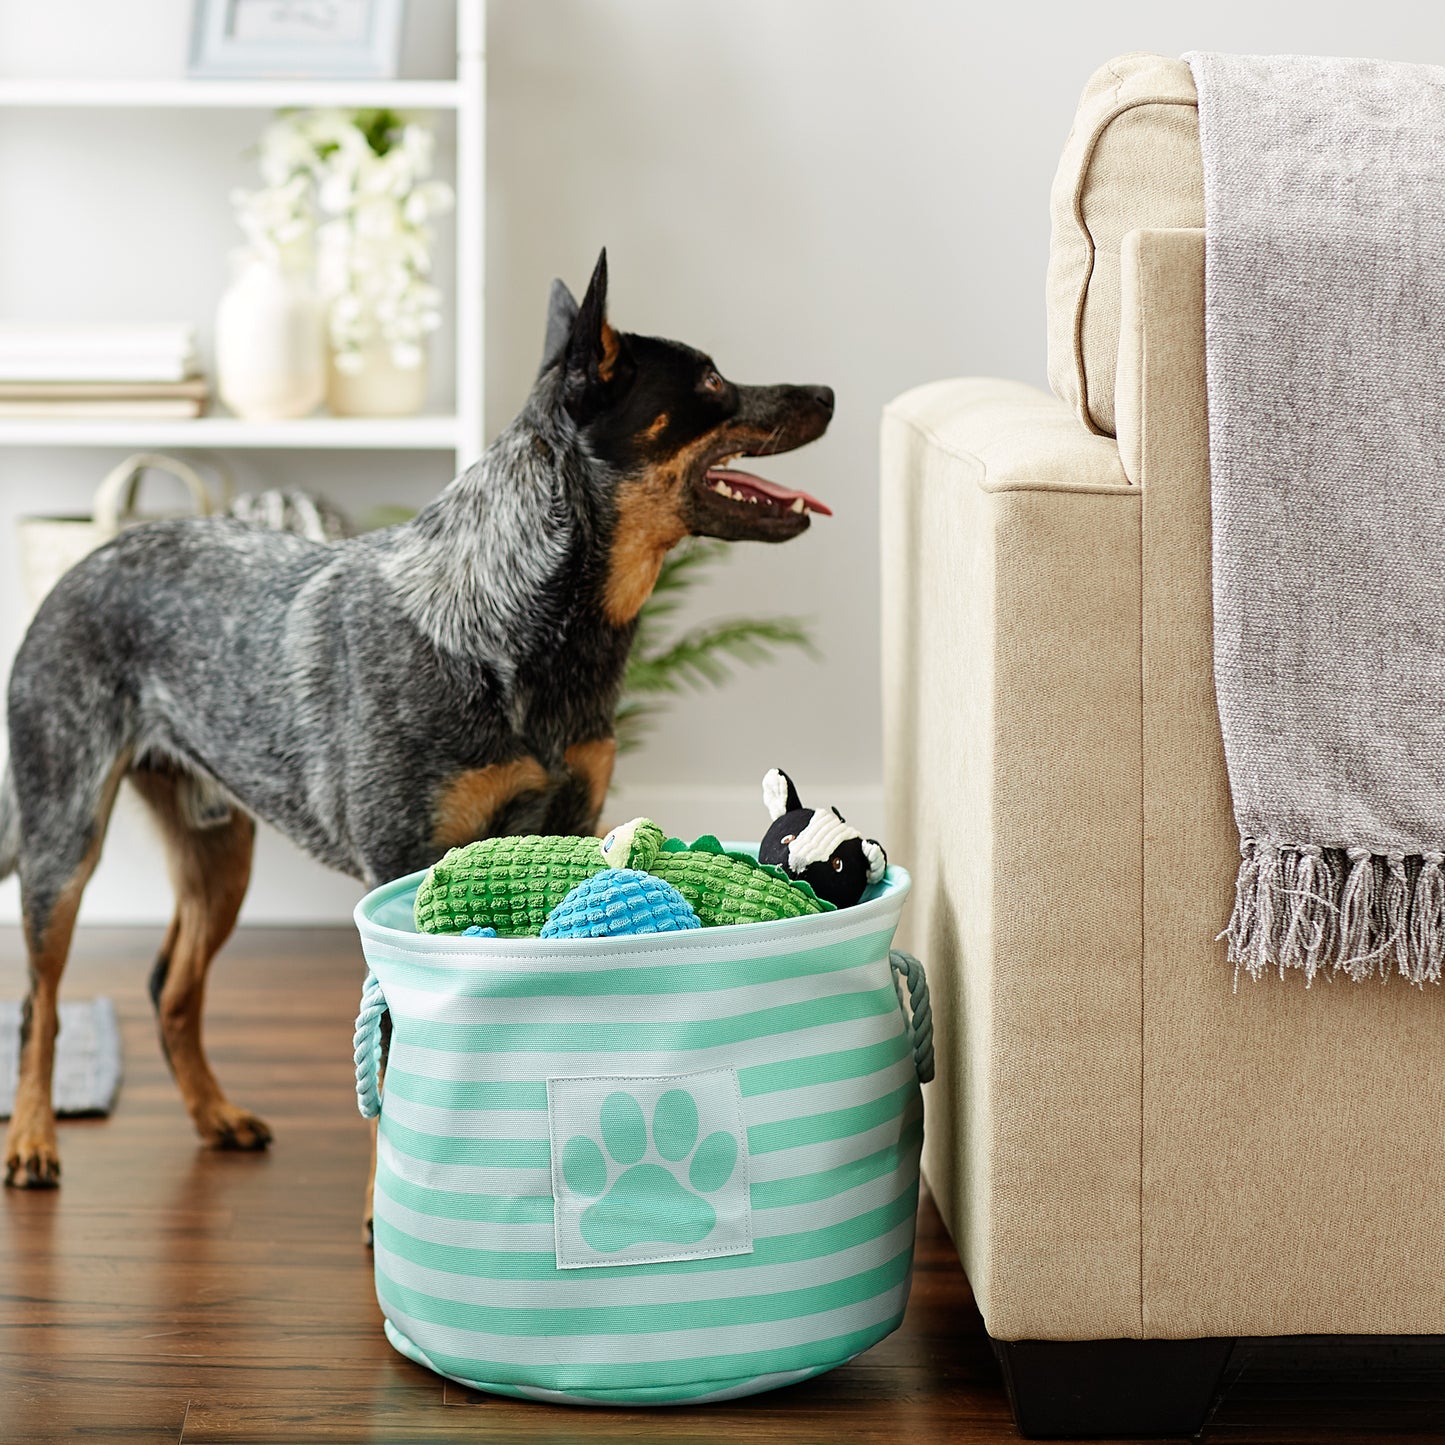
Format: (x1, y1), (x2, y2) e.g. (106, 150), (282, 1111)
(1, 927), (1442, 1444)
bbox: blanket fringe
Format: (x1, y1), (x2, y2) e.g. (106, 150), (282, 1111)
(1224, 839), (1445, 988)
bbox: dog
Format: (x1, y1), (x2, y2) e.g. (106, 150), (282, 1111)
(0, 249), (834, 1189)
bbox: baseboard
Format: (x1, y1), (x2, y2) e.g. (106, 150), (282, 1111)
(0, 779), (886, 928)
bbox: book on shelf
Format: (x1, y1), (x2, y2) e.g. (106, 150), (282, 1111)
(0, 398), (205, 419)
(0, 322), (198, 384)
(0, 322), (195, 355)
(0, 358), (200, 383)
(0, 379), (209, 401)
(0, 373), (209, 419)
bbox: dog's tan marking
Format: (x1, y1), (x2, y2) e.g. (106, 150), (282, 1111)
(604, 434), (722, 627)
(130, 769), (268, 1151)
(365, 1116), (380, 1244)
(565, 738), (618, 830)
(598, 319), (621, 383)
(605, 472), (689, 626)
(6, 755), (129, 1188)
(643, 412), (669, 440)
(433, 757), (550, 850)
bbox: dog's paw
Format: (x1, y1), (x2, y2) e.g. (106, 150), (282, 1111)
(4, 1125), (61, 1189)
(198, 1103), (273, 1152)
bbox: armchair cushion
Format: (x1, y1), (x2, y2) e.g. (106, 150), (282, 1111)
(1046, 53), (1200, 438)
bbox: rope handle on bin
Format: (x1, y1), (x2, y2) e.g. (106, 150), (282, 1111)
(889, 950), (935, 1085)
(354, 971), (387, 1119)
(354, 952), (934, 1111)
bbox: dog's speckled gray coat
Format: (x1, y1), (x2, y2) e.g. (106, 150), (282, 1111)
(0, 363), (625, 937)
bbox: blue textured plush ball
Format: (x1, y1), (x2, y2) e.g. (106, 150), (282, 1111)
(541, 868), (701, 939)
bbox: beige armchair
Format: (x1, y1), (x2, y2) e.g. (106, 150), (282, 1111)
(881, 52), (1445, 1438)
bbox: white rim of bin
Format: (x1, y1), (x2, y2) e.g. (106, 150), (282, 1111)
(355, 849), (912, 964)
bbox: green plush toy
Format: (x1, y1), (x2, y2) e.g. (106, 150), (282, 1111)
(414, 817), (833, 936)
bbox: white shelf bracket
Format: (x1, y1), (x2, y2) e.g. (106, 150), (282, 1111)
(454, 0), (487, 474)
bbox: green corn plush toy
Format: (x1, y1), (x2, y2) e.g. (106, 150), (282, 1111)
(414, 817), (833, 936)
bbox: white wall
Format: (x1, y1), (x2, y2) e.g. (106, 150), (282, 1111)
(1, 0), (1439, 926)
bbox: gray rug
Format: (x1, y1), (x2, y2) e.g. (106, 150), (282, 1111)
(0, 997), (122, 1118)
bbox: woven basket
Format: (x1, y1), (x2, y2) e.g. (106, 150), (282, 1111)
(353, 853), (932, 1407)
(16, 452), (218, 614)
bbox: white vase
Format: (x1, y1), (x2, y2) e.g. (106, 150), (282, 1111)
(215, 252), (326, 421)
(326, 342), (430, 418)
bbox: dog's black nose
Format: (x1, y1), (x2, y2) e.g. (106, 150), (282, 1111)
(807, 385), (835, 416)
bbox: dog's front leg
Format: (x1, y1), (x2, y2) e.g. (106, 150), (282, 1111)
(6, 961), (63, 1188)
(5, 762), (125, 1188)
(7, 875), (90, 1187)
(365, 1117), (379, 1246)
(565, 738), (617, 832)
(362, 1007), (391, 1246)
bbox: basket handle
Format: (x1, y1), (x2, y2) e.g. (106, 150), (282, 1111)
(354, 971), (388, 1119)
(889, 950), (935, 1085)
(93, 452), (214, 534)
(355, 956), (933, 1110)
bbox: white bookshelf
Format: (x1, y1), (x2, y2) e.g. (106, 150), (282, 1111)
(0, 1), (486, 476)
(0, 79), (464, 109)
(0, 413), (463, 450)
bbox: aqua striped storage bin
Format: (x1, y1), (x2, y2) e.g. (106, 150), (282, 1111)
(353, 852), (931, 1407)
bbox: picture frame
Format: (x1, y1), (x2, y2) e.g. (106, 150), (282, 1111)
(188, 0), (406, 80)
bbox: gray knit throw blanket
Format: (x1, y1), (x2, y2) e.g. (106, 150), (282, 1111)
(1187, 51), (1445, 987)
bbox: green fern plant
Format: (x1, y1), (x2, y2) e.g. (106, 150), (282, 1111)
(617, 540), (816, 754)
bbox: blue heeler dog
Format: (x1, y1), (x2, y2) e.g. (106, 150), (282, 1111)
(0, 251), (834, 1190)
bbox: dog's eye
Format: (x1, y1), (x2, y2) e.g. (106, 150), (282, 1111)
(700, 369), (724, 394)
(832, 857), (844, 872)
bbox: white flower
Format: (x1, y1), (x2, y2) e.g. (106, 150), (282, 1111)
(317, 169), (355, 216)
(257, 121), (318, 186)
(400, 123), (434, 175)
(403, 181), (454, 225)
(234, 106), (447, 364)
(332, 292), (365, 323)
(354, 196), (400, 240)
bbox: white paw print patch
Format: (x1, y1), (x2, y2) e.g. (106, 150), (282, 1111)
(547, 1068), (753, 1269)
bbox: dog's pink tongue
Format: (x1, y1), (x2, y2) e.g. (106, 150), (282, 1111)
(705, 467), (833, 517)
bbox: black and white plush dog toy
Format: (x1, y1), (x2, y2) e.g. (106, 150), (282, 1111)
(758, 769), (887, 909)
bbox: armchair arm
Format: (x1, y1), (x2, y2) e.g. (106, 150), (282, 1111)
(880, 378), (1145, 1339)
(885, 377), (1132, 493)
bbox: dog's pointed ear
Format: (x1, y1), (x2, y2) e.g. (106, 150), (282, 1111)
(763, 768), (802, 820)
(563, 248), (621, 410)
(538, 277), (579, 377)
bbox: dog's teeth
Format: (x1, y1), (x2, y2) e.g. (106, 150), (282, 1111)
(789, 497), (806, 514)
(710, 478), (758, 503)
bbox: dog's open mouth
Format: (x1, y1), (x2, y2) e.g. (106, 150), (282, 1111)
(702, 465), (833, 518)
(684, 413), (833, 543)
